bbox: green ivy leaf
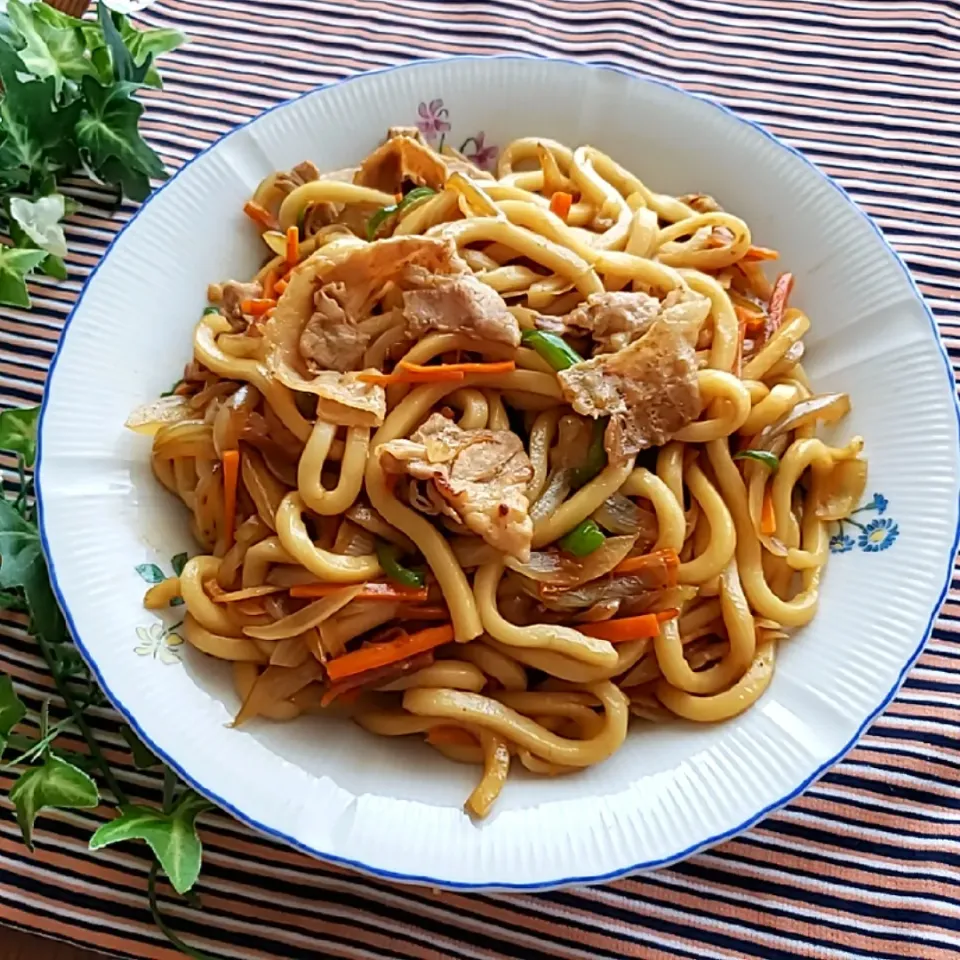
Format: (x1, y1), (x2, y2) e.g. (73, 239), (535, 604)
(75, 76), (166, 202)
(0, 404), (40, 467)
(0, 246), (47, 308)
(120, 725), (157, 770)
(117, 18), (184, 89)
(9, 193), (68, 258)
(135, 563), (165, 584)
(0, 674), (27, 759)
(5, 0), (97, 98)
(10, 751), (99, 849)
(0, 43), (79, 182)
(170, 552), (188, 577)
(0, 497), (63, 643)
(90, 790), (212, 894)
(97, 2), (150, 85)
(39, 254), (68, 280)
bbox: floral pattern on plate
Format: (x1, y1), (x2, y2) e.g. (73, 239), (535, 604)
(416, 98), (498, 170)
(829, 493), (899, 554)
(134, 552), (188, 663)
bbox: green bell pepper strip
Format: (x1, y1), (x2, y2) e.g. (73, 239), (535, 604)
(520, 328), (584, 371)
(570, 419), (607, 489)
(366, 186), (437, 241)
(558, 519), (606, 558)
(376, 540), (426, 589)
(733, 449), (780, 472)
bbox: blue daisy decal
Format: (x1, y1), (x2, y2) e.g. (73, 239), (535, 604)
(868, 493), (888, 515)
(858, 518), (899, 553)
(829, 533), (855, 554)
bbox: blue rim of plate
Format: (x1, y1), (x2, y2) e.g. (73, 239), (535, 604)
(35, 54), (960, 891)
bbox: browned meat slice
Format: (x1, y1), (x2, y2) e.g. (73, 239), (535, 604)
(299, 283), (384, 373)
(355, 135), (449, 194)
(268, 236), (468, 383)
(219, 279), (263, 330)
(558, 314), (702, 460)
(402, 266), (520, 347)
(549, 291), (661, 354)
(323, 236), (465, 316)
(379, 413), (534, 561)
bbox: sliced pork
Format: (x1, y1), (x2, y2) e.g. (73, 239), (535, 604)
(379, 413), (534, 561)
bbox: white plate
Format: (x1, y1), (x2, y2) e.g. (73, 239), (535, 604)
(37, 56), (960, 889)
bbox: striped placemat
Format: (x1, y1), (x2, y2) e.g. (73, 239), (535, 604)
(2, 1), (959, 957)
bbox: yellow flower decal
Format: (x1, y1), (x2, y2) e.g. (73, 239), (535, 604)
(134, 621), (184, 665)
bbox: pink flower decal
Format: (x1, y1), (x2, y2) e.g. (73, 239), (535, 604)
(460, 132), (498, 171)
(417, 99), (451, 144)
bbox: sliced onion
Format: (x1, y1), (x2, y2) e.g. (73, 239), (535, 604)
(270, 635), (311, 668)
(505, 535), (636, 589)
(592, 494), (658, 544)
(346, 502), (416, 552)
(447, 171), (499, 217)
(753, 392), (851, 451)
(262, 230), (288, 257)
(530, 469), (572, 524)
(572, 600), (621, 622)
(152, 420), (216, 460)
(536, 577), (662, 611)
(332, 520), (378, 557)
(126, 395), (193, 435)
(814, 457), (868, 521)
(620, 584), (697, 617)
(233, 658), (324, 726)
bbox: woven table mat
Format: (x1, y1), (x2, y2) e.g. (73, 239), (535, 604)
(1, 1), (959, 957)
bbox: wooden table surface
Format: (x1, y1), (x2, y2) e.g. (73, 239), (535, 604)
(3, 927), (103, 960)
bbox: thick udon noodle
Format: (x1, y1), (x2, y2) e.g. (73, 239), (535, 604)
(131, 132), (866, 817)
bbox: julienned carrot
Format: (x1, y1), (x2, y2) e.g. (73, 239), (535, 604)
(289, 582), (429, 603)
(734, 304), (766, 337)
(577, 610), (679, 644)
(767, 272), (795, 332)
(325, 624), (455, 683)
(761, 489), (777, 535)
(285, 226), (299, 266)
(742, 244), (780, 262)
(356, 360), (515, 387)
(243, 200), (278, 232)
(221, 449), (240, 549)
(549, 191), (573, 221)
(426, 726), (479, 747)
(400, 360), (515, 376)
(240, 298), (276, 317)
(613, 548), (680, 582)
(274, 277), (288, 295)
(356, 368), (464, 387)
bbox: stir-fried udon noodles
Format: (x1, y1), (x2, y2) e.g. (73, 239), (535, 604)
(129, 127), (867, 816)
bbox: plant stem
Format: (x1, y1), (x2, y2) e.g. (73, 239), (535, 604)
(1, 717), (72, 769)
(147, 864), (216, 960)
(31, 629), (128, 805)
